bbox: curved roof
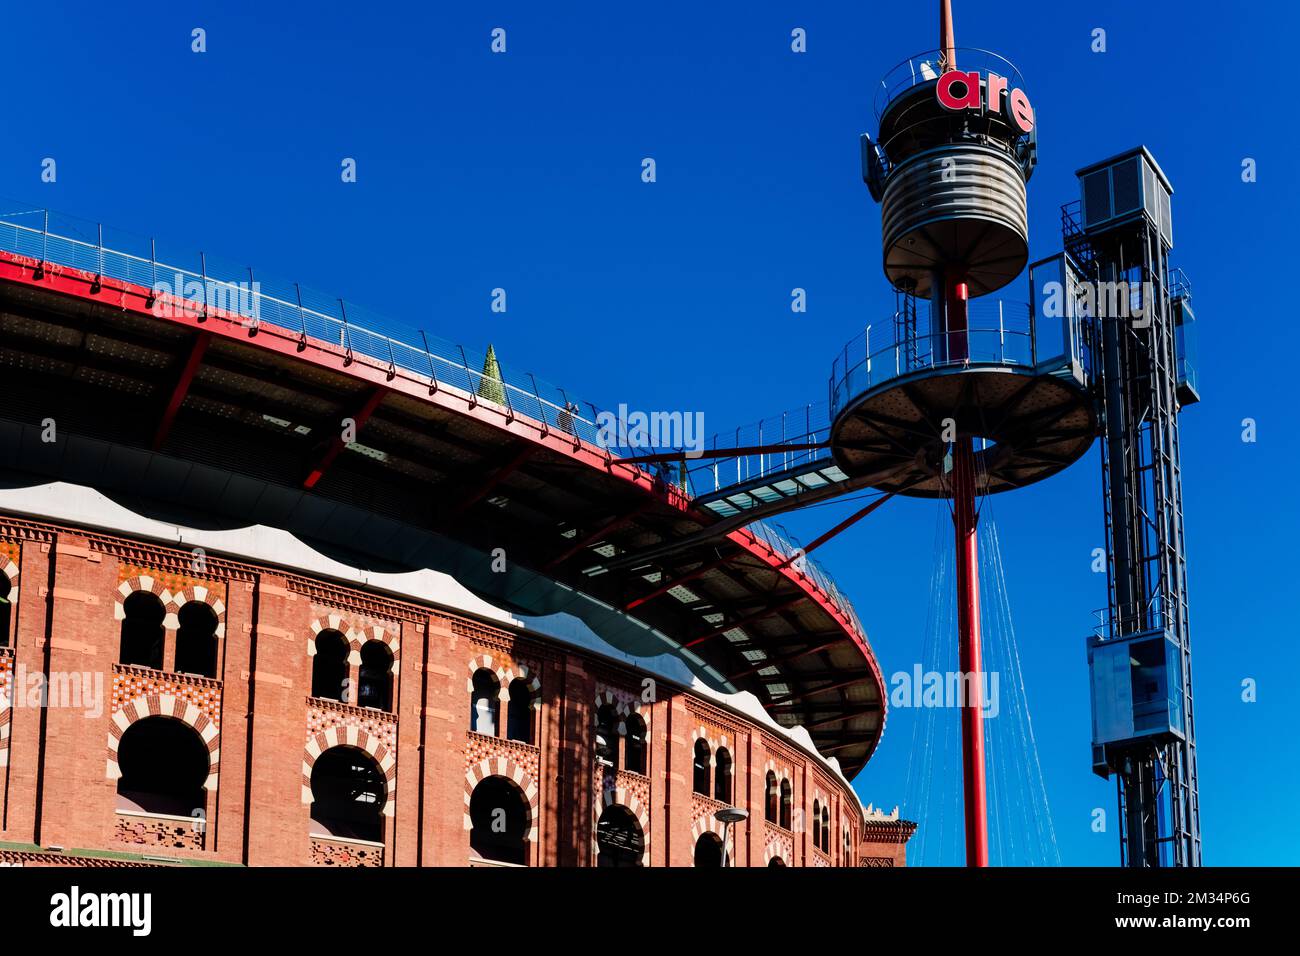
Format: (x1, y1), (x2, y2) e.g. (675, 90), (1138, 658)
(0, 220), (888, 775)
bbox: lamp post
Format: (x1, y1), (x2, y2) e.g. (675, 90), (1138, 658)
(714, 807), (748, 867)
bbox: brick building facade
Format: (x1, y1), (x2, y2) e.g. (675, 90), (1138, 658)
(0, 509), (915, 868)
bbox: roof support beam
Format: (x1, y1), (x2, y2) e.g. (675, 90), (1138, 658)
(766, 675), (873, 707)
(682, 595), (805, 650)
(802, 705), (882, 732)
(303, 385), (386, 489)
(726, 637), (849, 681)
(542, 500), (655, 572)
(152, 331), (211, 451)
(623, 551), (732, 612)
(445, 445), (536, 519)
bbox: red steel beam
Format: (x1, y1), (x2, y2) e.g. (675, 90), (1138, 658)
(802, 705), (881, 732)
(303, 385), (387, 489)
(446, 445), (536, 519)
(623, 553), (733, 612)
(766, 674), (873, 707)
(543, 500), (655, 572)
(726, 637), (849, 682)
(773, 493), (893, 570)
(682, 595), (805, 650)
(151, 331), (211, 451)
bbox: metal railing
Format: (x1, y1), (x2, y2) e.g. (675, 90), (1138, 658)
(830, 299), (1036, 418)
(0, 200), (871, 639)
(873, 46), (1029, 120)
(685, 402), (834, 496)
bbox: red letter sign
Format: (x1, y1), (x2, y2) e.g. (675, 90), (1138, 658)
(936, 71), (981, 111)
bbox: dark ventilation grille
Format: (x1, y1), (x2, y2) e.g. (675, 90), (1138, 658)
(1111, 158), (1141, 217)
(1082, 169), (1112, 228)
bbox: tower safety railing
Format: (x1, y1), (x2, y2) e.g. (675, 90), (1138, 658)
(829, 298), (1040, 420)
(0, 200), (869, 639)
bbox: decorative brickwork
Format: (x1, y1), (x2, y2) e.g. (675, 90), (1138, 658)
(310, 836), (384, 867)
(463, 750), (540, 843)
(690, 809), (735, 865)
(765, 825), (793, 865)
(467, 652), (541, 710)
(307, 607), (399, 664)
(1, 539), (19, 644)
(0, 647), (12, 769)
(591, 766), (652, 865)
(301, 724), (397, 817)
(307, 697), (397, 753)
(114, 568), (226, 638)
(106, 677), (221, 789)
(115, 813), (206, 851)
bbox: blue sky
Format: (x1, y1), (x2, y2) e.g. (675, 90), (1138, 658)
(5, 0), (1296, 864)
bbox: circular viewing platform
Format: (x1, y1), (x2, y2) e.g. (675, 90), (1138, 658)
(827, 300), (1096, 498)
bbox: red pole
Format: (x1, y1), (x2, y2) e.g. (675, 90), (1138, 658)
(945, 272), (989, 867)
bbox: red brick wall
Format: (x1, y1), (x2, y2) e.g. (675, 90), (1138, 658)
(0, 513), (908, 867)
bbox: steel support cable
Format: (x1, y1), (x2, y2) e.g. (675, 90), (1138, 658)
(981, 500), (1062, 865)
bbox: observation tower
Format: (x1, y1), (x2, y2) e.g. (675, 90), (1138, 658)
(843, 1), (1095, 865)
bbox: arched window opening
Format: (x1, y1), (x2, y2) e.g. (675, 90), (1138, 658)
(309, 746), (385, 843)
(311, 629), (350, 703)
(119, 591), (165, 670)
(470, 668), (500, 735)
(596, 804), (644, 867)
(694, 832), (723, 867)
(714, 747), (733, 803)
(357, 641), (393, 711)
(844, 826), (852, 863)
(813, 799), (822, 850)
(779, 778), (792, 830)
(506, 679), (532, 743)
(0, 574), (12, 647)
(115, 716), (208, 817)
(768, 856), (787, 867)
(623, 713), (647, 774)
(821, 807), (831, 853)
(469, 776), (530, 866)
(595, 704), (619, 768)
(692, 739), (711, 796)
(765, 771), (778, 823)
(174, 601), (218, 678)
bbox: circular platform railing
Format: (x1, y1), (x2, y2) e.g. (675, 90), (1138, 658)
(872, 47), (1029, 121)
(829, 299), (1036, 420)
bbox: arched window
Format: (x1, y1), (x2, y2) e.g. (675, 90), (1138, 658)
(623, 713), (647, 774)
(693, 832), (723, 867)
(595, 704), (619, 768)
(0, 574), (11, 646)
(115, 716), (209, 817)
(119, 591), (165, 670)
(692, 739), (711, 796)
(821, 806), (831, 853)
(309, 746), (385, 843)
(779, 778), (792, 830)
(813, 799), (822, 850)
(506, 678), (532, 743)
(768, 856), (786, 867)
(714, 747), (733, 803)
(596, 804), (644, 867)
(311, 629), (350, 703)
(357, 642), (393, 711)
(469, 776), (530, 865)
(844, 826), (852, 864)
(765, 771), (778, 823)
(174, 601), (218, 678)
(470, 668), (500, 735)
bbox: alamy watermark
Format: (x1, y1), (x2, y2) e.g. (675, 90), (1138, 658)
(150, 271), (260, 327)
(596, 404), (706, 457)
(889, 665), (1000, 718)
(0, 664), (103, 719)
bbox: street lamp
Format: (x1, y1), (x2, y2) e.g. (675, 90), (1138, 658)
(714, 807), (748, 867)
